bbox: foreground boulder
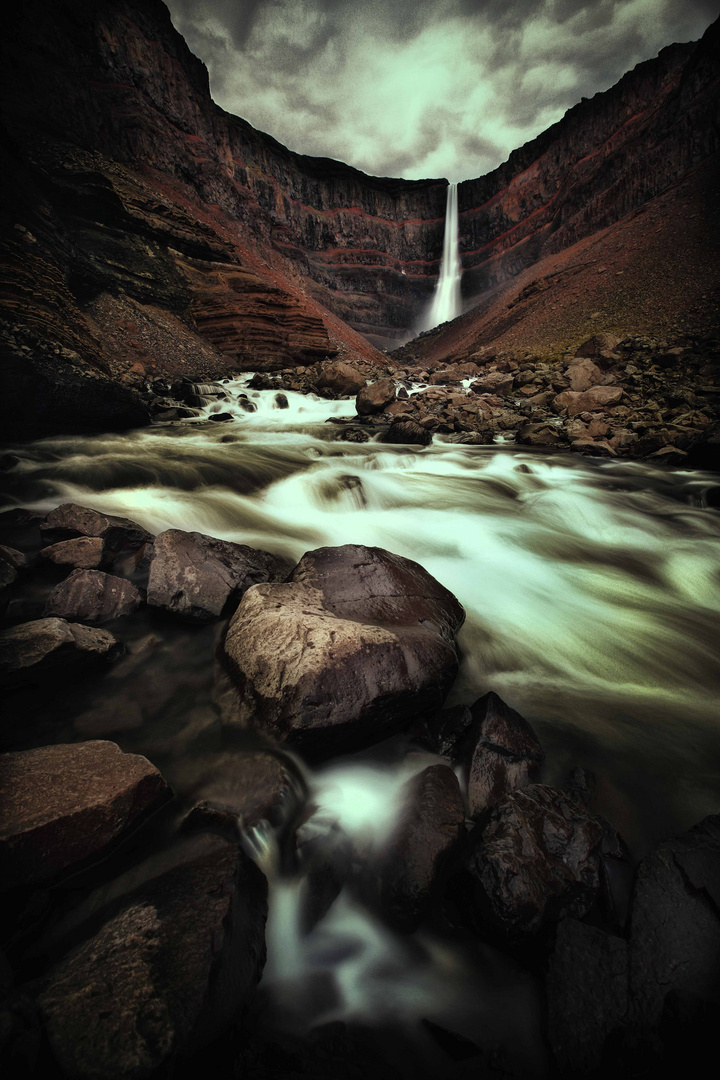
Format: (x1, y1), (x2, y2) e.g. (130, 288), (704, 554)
(41, 504), (152, 553)
(376, 764), (465, 929)
(147, 530), (287, 622)
(0, 741), (169, 889)
(44, 570), (142, 623)
(465, 784), (604, 938)
(380, 419), (432, 446)
(223, 544), (464, 753)
(356, 379), (396, 414)
(37, 835), (267, 1079)
(0, 618), (122, 686)
(316, 362), (365, 397)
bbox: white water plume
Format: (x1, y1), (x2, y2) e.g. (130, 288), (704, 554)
(421, 182), (462, 331)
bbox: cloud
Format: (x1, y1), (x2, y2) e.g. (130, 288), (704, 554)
(165, 0), (716, 181)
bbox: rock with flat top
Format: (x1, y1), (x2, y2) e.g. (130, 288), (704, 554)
(44, 570), (142, 623)
(0, 741), (169, 888)
(40, 536), (106, 570)
(41, 504), (151, 552)
(356, 379), (396, 414)
(0, 618), (122, 686)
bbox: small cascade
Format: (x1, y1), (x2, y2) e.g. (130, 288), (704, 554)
(422, 182), (462, 331)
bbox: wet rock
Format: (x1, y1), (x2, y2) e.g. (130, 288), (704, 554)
(553, 386), (623, 416)
(465, 784), (604, 938)
(41, 504), (151, 553)
(0, 545), (32, 572)
(464, 692), (545, 817)
(223, 544), (464, 753)
(0, 618), (122, 686)
(181, 751), (301, 837)
(44, 569), (142, 623)
(336, 426), (370, 443)
(547, 919), (629, 1075)
(628, 814), (720, 1036)
(147, 530), (287, 623)
(274, 392), (289, 409)
(516, 422), (565, 447)
(38, 835), (267, 1079)
(0, 741), (169, 889)
(377, 764), (465, 929)
(39, 536), (106, 570)
(380, 419), (432, 446)
(420, 704), (475, 758)
(316, 362), (365, 397)
(356, 379), (396, 414)
(208, 411), (234, 422)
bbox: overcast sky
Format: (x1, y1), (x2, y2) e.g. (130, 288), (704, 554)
(165, 0), (718, 182)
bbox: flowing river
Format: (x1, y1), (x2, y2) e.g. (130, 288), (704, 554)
(3, 376), (720, 1072)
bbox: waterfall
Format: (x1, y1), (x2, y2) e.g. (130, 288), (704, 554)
(422, 182), (462, 331)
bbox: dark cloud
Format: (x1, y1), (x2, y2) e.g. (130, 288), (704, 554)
(165, 0), (717, 180)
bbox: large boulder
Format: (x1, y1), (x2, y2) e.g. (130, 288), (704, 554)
(37, 835), (267, 1079)
(473, 371), (514, 396)
(553, 386), (623, 416)
(464, 784), (604, 938)
(356, 379), (396, 414)
(380, 419), (432, 446)
(41, 504), (152, 553)
(315, 362), (365, 397)
(147, 530), (288, 623)
(376, 764), (465, 929)
(464, 692), (544, 817)
(0, 741), (169, 889)
(0, 618), (122, 686)
(222, 545), (464, 753)
(39, 537), (106, 570)
(566, 358), (604, 392)
(44, 570), (142, 623)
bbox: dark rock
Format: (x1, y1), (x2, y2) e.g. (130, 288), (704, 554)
(380, 419), (432, 446)
(464, 784), (604, 938)
(575, 334), (621, 359)
(37, 835), (267, 1078)
(223, 544), (464, 753)
(420, 704), (474, 758)
(516, 422), (565, 447)
(316, 363), (365, 397)
(547, 918), (629, 1075)
(41, 504), (151, 553)
(0, 545), (32, 572)
(376, 764), (465, 929)
(39, 536), (106, 570)
(147, 529), (287, 623)
(465, 692), (545, 817)
(474, 371), (514, 396)
(208, 411), (234, 422)
(0, 740), (169, 889)
(295, 815), (354, 932)
(0, 618), (122, 686)
(356, 379), (396, 415)
(274, 392), (289, 409)
(0, 509), (45, 553)
(336, 427), (370, 443)
(181, 751), (301, 837)
(44, 569), (142, 623)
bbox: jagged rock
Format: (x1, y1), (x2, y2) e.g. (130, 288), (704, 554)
(376, 764), (465, 929)
(316, 363), (365, 397)
(464, 692), (545, 817)
(37, 835), (267, 1079)
(516, 422), (565, 446)
(44, 569), (142, 623)
(464, 784), (604, 938)
(547, 919), (629, 1074)
(380, 419), (432, 445)
(222, 544), (464, 753)
(0, 741), (169, 888)
(356, 379), (396, 414)
(566, 358), (604, 392)
(147, 530), (288, 623)
(39, 536), (106, 570)
(41, 504), (151, 553)
(0, 618), (122, 686)
(553, 386), (623, 416)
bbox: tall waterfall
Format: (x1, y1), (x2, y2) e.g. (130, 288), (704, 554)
(422, 181), (462, 331)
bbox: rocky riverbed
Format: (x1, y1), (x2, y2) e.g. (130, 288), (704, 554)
(1, 383), (719, 1078)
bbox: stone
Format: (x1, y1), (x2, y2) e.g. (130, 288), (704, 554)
(222, 544), (464, 753)
(465, 784), (604, 938)
(0, 618), (122, 686)
(180, 751), (300, 836)
(356, 379), (396, 414)
(316, 362), (365, 397)
(377, 764), (465, 929)
(547, 919), (629, 1074)
(41, 504), (151, 553)
(553, 386), (623, 416)
(0, 741), (169, 889)
(0, 545), (31, 572)
(44, 570), (142, 623)
(464, 692), (545, 817)
(37, 835), (267, 1078)
(473, 371), (514, 396)
(39, 536), (106, 570)
(147, 529), (288, 623)
(516, 422), (565, 447)
(380, 419), (432, 446)
(575, 334), (621, 358)
(566, 358), (604, 392)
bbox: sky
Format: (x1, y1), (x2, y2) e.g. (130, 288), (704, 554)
(165, 0), (718, 182)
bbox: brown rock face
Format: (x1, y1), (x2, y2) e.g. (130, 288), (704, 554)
(380, 419), (432, 445)
(39, 536), (106, 570)
(0, 617), (122, 686)
(41, 505), (151, 552)
(222, 545), (464, 753)
(147, 529), (287, 623)
(553, 385), (623, 415)
(37, 835), (267, 1078)
(316, 362), (366, 397)
(356, 379), (396, 414)
(44, 569), (142, 623)
(0, 740), (169, 888)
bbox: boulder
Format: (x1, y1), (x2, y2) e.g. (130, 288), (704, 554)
(516, 422), (565, 447)
(0, 618), (122, 686)
(41, 504), (151, 553)
(566, 358), (604, 392)
(44, 570), (142, 623)
(464, 784), (604, 938)
(147, 530), (287, 623)
(376, 764), (465, 929)
(380, 419), (432, 446)
(37, 835), (267, 1079)
(553, 386), (623, 416)
(39, 536), (106, 570)
(223, 545), (464, 753)
(0, 741), (169, 889)
(316, 362), (365, 397)
(356, 379), (396, 415)
(180, 751), (301, 836)
(575, 334), (621, 359)
(464, 692), (544, 817)
(473, 371), (514, 396)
